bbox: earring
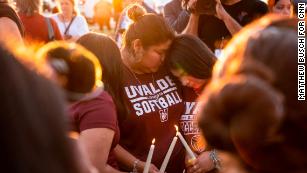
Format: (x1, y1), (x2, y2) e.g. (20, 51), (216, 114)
(182, 78), (190, 86)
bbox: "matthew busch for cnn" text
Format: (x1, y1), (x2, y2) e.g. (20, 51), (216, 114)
(298, 3), (306, 100)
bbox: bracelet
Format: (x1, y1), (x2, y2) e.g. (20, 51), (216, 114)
(131, 159), (139, 173)
(209, 149), (222, 170)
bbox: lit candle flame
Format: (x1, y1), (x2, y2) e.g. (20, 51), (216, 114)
(152, 138), (156, 144)
(175, 125), (178, 132)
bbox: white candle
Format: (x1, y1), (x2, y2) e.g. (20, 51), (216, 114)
(175, 125), (196, 160)
(159, 136), (178, 173)
(143, 139), (155, 173)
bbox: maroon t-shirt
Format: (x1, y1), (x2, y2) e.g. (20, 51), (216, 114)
(69, 91), (120, 168)
(180, 87), (205, 155)
(119, 65), (185, 172)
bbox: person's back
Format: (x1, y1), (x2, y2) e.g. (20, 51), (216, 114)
(19, 12), (63, 42)
(16, 0), (62, 43)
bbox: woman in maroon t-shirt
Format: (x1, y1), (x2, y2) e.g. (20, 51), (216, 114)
(167, 35), (217, 173)
(77, 33), (144, 172)
(118, 4), (186, 173)
(37, 41), (121, 173)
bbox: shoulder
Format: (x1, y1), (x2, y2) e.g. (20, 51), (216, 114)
(70, 91), (118, 129)
(96, 91), (116, 107)
(0, 17), (19, 32)
(0, 16), (16, 25)
(0, 17), (23, 43)
(84, 91), (116, 116)
(74, 15), (88, 27)
(77, 91), (115, 110)
(70, 91), (116, 117)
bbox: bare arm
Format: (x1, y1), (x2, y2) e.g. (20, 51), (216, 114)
(222, 14), (242, 35)
(113, 145), (159, 173)
(182, 13), (200, 35)
(0, 17), (23, 46)
(215, 0), (242, 35)
(79, 128), (124, 173)
(182, 0), (200, 35)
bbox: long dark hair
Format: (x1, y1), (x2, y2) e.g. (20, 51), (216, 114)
(77, 33), (128, 120)
(36, 41), (103, 102)
(167, 34), (217, 79)
(0, 45), (80, 173)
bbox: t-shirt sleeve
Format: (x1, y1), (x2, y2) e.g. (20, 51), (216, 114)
(78, 93), (118, 132)
(75, 16), (89, 37)
(50, 18), (63, 40)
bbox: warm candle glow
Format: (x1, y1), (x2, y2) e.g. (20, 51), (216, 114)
(176, 125), (196, 160)
(68, 131), (79, 140)
(175, 125), (178, 132)
(152, 138), (156, 144)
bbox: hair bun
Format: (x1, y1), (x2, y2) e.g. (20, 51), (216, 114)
(198, 75), (284, 169)
(127, 4), (146, 22)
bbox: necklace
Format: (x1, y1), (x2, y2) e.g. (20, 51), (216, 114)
(124, 65), (154, 84)
(125, 66), (160, 101)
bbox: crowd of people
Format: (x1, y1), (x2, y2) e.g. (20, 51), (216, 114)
(0, 0), (306, 173)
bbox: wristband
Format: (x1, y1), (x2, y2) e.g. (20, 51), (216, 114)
(209, 149), (222, 170)
(131, 159), (139, 173)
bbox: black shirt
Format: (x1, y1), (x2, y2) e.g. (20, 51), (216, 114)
(0, 2), (24, 36)
(198, 0), (268, 50)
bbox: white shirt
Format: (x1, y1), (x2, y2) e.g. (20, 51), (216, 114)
(83, 0), (100, 18)
(52, 14), (89, 38)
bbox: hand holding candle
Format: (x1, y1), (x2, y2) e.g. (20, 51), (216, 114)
(143, 139), (155, 173)
(175, 125), (196, 160)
